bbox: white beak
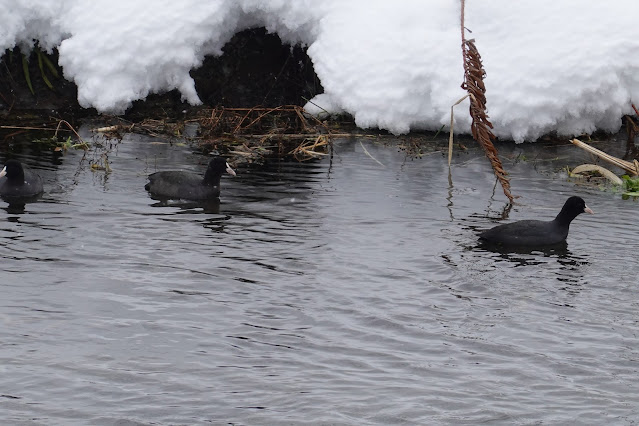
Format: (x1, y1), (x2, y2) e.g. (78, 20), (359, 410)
(0, 166), (6, 178)
(226, 163), (236, 176)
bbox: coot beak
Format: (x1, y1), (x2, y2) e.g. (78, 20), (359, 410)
(0, 166), (6, 178)
(225, 162), (236, 177)
(584, 205), (594, 214)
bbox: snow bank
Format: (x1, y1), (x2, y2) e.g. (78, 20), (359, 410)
(3, 0), (639, 142)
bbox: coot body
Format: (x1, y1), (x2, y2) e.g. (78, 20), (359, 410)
(479, 196), (593, 246)
(0, 159), (44, 198)
(145, 157), (236, 200)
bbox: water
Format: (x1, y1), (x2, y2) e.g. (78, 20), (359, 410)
(1, 130), (638, 425)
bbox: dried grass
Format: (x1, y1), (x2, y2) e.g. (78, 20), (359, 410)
(192, 105), (338, 162)
(112, 105), (346, 163)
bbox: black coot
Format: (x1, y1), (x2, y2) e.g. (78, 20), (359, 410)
(478, 196), (593, 246)
(145, 157), (236, 200)
(0, 159), (44, 198)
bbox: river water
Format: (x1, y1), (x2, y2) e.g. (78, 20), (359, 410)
(1, 130), (638, 425)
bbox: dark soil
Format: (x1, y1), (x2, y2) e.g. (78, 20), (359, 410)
(0, 28), (322, 123)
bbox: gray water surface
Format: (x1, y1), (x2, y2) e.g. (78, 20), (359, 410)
(1, 131), (638, 425)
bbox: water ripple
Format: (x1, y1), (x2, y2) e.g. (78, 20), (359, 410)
(1, 136), (639, 424)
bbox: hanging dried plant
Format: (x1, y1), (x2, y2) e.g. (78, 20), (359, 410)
(459, 0), (514, 202)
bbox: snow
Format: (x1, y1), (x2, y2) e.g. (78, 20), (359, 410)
(3, 0), (639, 142)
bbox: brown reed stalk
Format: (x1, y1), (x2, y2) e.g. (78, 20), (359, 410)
(460, 0), (514, 202)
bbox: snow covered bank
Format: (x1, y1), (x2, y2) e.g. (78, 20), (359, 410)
(2, 0), (639, 142)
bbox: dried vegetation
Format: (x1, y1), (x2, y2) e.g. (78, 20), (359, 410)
(453, 0), (514, 202)
(99, 105), (354, 165)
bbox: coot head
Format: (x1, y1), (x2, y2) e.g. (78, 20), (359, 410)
(556, 196), (594, 224)
(204, 157), (236, 183)
(0, 159), (25, 181)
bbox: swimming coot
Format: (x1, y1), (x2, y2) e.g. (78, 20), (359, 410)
(0, 159), (44, 198)
(144, 157), (236, 200)
(478, 196), (593, 246)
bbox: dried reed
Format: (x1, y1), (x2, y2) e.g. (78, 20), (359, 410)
(571, 138), (639, 176)
(459, 0), (514, 202)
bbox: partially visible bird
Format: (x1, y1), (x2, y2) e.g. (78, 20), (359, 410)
(0, 159), (44, 198)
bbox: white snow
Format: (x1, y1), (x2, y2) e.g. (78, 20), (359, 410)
(2, 0), (639, 142)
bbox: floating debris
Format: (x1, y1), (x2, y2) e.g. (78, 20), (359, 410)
(571, 138), (639, 176)
(569, 164), (623, 185)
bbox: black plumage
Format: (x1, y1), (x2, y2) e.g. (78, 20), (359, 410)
(145, 157), (236, 200)
(479, 196), (593, 246)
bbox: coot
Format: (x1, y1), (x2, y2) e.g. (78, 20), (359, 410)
(145, 157), (236, 200)
(478, 196), (593, 246)
(0, 159), (44, 198)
